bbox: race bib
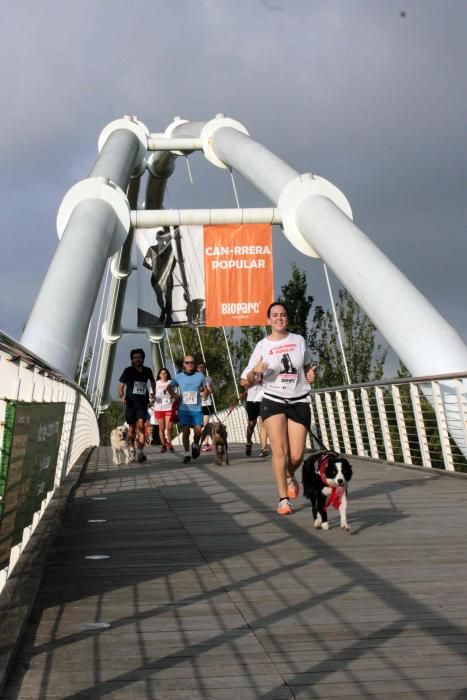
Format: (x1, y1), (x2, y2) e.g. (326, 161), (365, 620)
(156, 392), (171, 408)
(161, 394), (172, 409)
(279, 373), (298, 391)
(133, 381), (147, 396)
(182, 391), (197, 405)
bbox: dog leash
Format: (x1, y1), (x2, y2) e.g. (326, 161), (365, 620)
(308, 425), (331, 452)
(211, 403), (237, 424)
(223, 404), (238, 420)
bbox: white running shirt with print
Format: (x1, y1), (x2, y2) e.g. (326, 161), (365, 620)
(245, 332), (312, 403)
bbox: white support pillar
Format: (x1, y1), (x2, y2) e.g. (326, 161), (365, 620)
(21, 199), (119, 377)
(93, 177), (141, 412)
(21, 118), (148, 378)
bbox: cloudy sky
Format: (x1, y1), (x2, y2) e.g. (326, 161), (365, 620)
(0, 0), (466, 386)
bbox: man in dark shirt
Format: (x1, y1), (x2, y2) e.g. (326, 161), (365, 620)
(118, 348), (156, 463)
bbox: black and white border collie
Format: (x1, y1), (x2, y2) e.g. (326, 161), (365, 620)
(302, 451), (353, 531)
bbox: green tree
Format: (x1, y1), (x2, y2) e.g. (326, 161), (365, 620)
(310, 288), (387, 388)
(232, 326), (265, 377)
(278, 263), (314, 338)
(233, 266), (387, 389)
(98, 400), (126, 446)
(396, 361), (411, 379)
(233, 263), (315, 373)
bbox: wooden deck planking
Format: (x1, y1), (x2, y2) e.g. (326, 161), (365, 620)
(2, 445), (467, 699)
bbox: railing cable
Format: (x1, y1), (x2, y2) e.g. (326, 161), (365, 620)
(178, 327), (186, 357)
(166, 330), (177, 376)
(78, 319), (92, 388)
(323, 263), (352, 385)
(196, 326), (218, 412)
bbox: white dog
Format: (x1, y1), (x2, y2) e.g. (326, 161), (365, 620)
(110, 425), (129, 465)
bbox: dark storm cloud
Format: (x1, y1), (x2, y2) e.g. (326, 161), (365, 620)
(0, 0), (466, 381)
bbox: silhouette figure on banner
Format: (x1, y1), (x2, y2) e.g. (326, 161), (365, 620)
(138, 226), (205, 328)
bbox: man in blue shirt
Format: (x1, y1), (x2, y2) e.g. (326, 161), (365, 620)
(168, 355), (208, 464)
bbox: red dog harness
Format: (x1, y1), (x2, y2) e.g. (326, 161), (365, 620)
(317, 453), (345, 510)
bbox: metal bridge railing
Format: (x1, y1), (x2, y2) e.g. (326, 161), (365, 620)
(0, 331), (99, 592)
(170, 373), (467, 474)
(170, 404), (251, 447)
(310, 372), (467, 473)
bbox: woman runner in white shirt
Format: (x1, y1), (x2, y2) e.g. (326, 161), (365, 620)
(244, 302), (316, 515)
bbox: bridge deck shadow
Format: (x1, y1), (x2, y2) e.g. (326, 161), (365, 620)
(2, 446), (467, 699)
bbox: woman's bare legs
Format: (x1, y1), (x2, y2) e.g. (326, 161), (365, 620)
(286, 419), (308, 476)
(158, 417), (167, 447)
(264, 414), (308, 500)
(258, 417), (268, 452)
(165, 415), (173, 447)
(263, 414), (289, 499)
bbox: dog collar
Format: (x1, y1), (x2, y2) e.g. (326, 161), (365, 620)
(318, 453), (344, 510)
(317, 453), (331, 484)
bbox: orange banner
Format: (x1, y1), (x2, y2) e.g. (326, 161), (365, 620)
(204, 224), (274, 327)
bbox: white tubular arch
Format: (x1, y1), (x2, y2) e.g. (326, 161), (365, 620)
(203, 124), (467, 377)
(18, 114), (467, 454)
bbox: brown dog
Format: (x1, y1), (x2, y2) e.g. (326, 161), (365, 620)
(200, 422), (229, 466)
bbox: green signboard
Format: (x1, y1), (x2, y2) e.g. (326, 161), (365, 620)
(0, 401), (65, 570)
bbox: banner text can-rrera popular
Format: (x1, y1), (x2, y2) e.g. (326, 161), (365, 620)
(204, 224), (274, 327)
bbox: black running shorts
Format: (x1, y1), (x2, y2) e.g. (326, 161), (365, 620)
(125, 399), (148, 425)
(260, 397), (311, 429)
(202, 405), (214, 416)
(245, 401), (261, 422)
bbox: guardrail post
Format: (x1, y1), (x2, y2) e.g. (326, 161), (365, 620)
(336, 391), (352, 454)
(391, 385), (412, 465)
(454, 378), (467, 450)
(410, 383), (432, 468)
(375, 386), (395, 462)
(313, 394), (330, 450)
(325, 391), (341, 453)
(347, 389), (365, 456)
(361, 388), (379, 459)
(431, 381), (455, 471)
